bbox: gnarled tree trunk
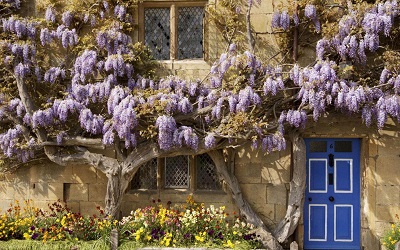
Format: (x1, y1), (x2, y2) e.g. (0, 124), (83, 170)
(208, 150), (283, 250)
(274, 132), (306, 242)
(105, 165), (124, 219)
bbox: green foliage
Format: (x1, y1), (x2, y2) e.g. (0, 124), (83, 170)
(382, 219), (400, 250)
(0, 240), (109, 250)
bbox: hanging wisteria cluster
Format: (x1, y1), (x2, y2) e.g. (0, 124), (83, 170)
(271, 4), (320, 31)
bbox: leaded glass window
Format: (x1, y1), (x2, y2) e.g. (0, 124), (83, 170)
(165, 156), (189, 188)
(178, 6), (204, 59)
(144, 8), (170, 60)
(196, 154), (221, 190)
(131, 159), (158, 189)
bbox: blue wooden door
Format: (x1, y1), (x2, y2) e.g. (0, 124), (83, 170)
(304, 138), (360, 250)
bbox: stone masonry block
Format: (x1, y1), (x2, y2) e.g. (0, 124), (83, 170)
(375, 221), (392, 238)
(65, 201), (80, 214)
(65, 183), (89, 202)
(13, 182), (30, 201)
(369, 137), (379, 157)
(252, 203), (275, 229)
(376, 185), (400, 205)
(0, 200), (13, 213)
(275, 204), (287, 222)
(376, 137), (400, 185)
(124, 191), (154, 202)
(261, 154), (291, 185)
(0, 182), (16, 199)
(251, 14), (268, 33)
(30, 182), (63, 201)
(236, 144), (280, 165)
(4, 167), (31, 183)
(192, 192), (231, 203)
(267, 184), (287, 205)
(361, 228), (380, 250)
(31, 200), (59, 213)
(88, 183), (107, 202)
(80, 201), (104, 216)
(375, 205), (400, 222)
(158, 190), (193, 204)
(29, 164), (74, 183)
(251, 0), (273, 14)
(240, 183), (267, 204)
(72, 166), (99, 184)
(235, 163), (262, 184)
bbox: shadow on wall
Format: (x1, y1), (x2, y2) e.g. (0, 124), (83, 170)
(0, 161), (107, 216)
(370, 125), (400, 248)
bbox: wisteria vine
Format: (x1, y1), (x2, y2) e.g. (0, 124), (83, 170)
(0, 0), (399, 165)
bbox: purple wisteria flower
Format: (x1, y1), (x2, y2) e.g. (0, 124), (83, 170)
(305, 4), (317, 19)
(40, 28), (54, 46)
(156, 115), (177, 150)
(205, 134), (216, 149)
(45, 6), (56, 22)
(62, 11), (73, 26)
(56, 131), (67, 145)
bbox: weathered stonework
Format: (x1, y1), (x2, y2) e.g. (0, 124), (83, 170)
(1, 1), (400, 249)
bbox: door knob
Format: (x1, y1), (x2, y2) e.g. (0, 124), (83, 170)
(308, 197), (312, 201)
(329, 196), (334, 202)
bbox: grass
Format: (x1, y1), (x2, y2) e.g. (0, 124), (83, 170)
(0, 240), (260, 249)
(0, 239), (111, 250)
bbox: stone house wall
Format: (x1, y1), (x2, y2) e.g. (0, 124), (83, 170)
(1, 0), (400, 249)
(1, 116), (399, 250)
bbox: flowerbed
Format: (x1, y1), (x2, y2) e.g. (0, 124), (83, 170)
(0, 197), (262, 249)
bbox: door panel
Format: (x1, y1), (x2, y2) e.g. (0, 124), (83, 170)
(309, 205), (327, 241)
(335, 159), (352, 193)
(309, 159), (327, 193)
(304, 138), (360, 250)
(335, 205), (353, 241)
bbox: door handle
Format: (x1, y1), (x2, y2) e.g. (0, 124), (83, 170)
(329, 196), (334, 202)
(308, 197), (312, 201)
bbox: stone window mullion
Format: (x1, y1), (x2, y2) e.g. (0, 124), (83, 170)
(170, 4), (177, 60)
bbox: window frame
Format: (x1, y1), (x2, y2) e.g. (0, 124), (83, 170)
(138, 1), (207, 61)
(130, 154), (222, 192)
(164, 155), (190, 189)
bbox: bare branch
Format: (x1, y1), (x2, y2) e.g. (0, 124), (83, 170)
(44, 146), (118, 173)
(15, 77), (47, 142)
(41, 136), (105, 149)
(246, 3), (255, 52)
(121, 139), (227, 180)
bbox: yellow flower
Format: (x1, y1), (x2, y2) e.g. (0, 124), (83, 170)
(23, 232), (30, 240)
(61, 216), (67, 227)
(224, 240), (235, 248)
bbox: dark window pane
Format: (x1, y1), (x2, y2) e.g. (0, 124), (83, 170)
(144, 8), (170, 60)
(165, 156), (189, 188)
(309, 141), (327, 152)
(335, 141), (352, 152)
(131, 159), (158, 189)
(178, 6), (204, 59)
(197, 154), (221, 190)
